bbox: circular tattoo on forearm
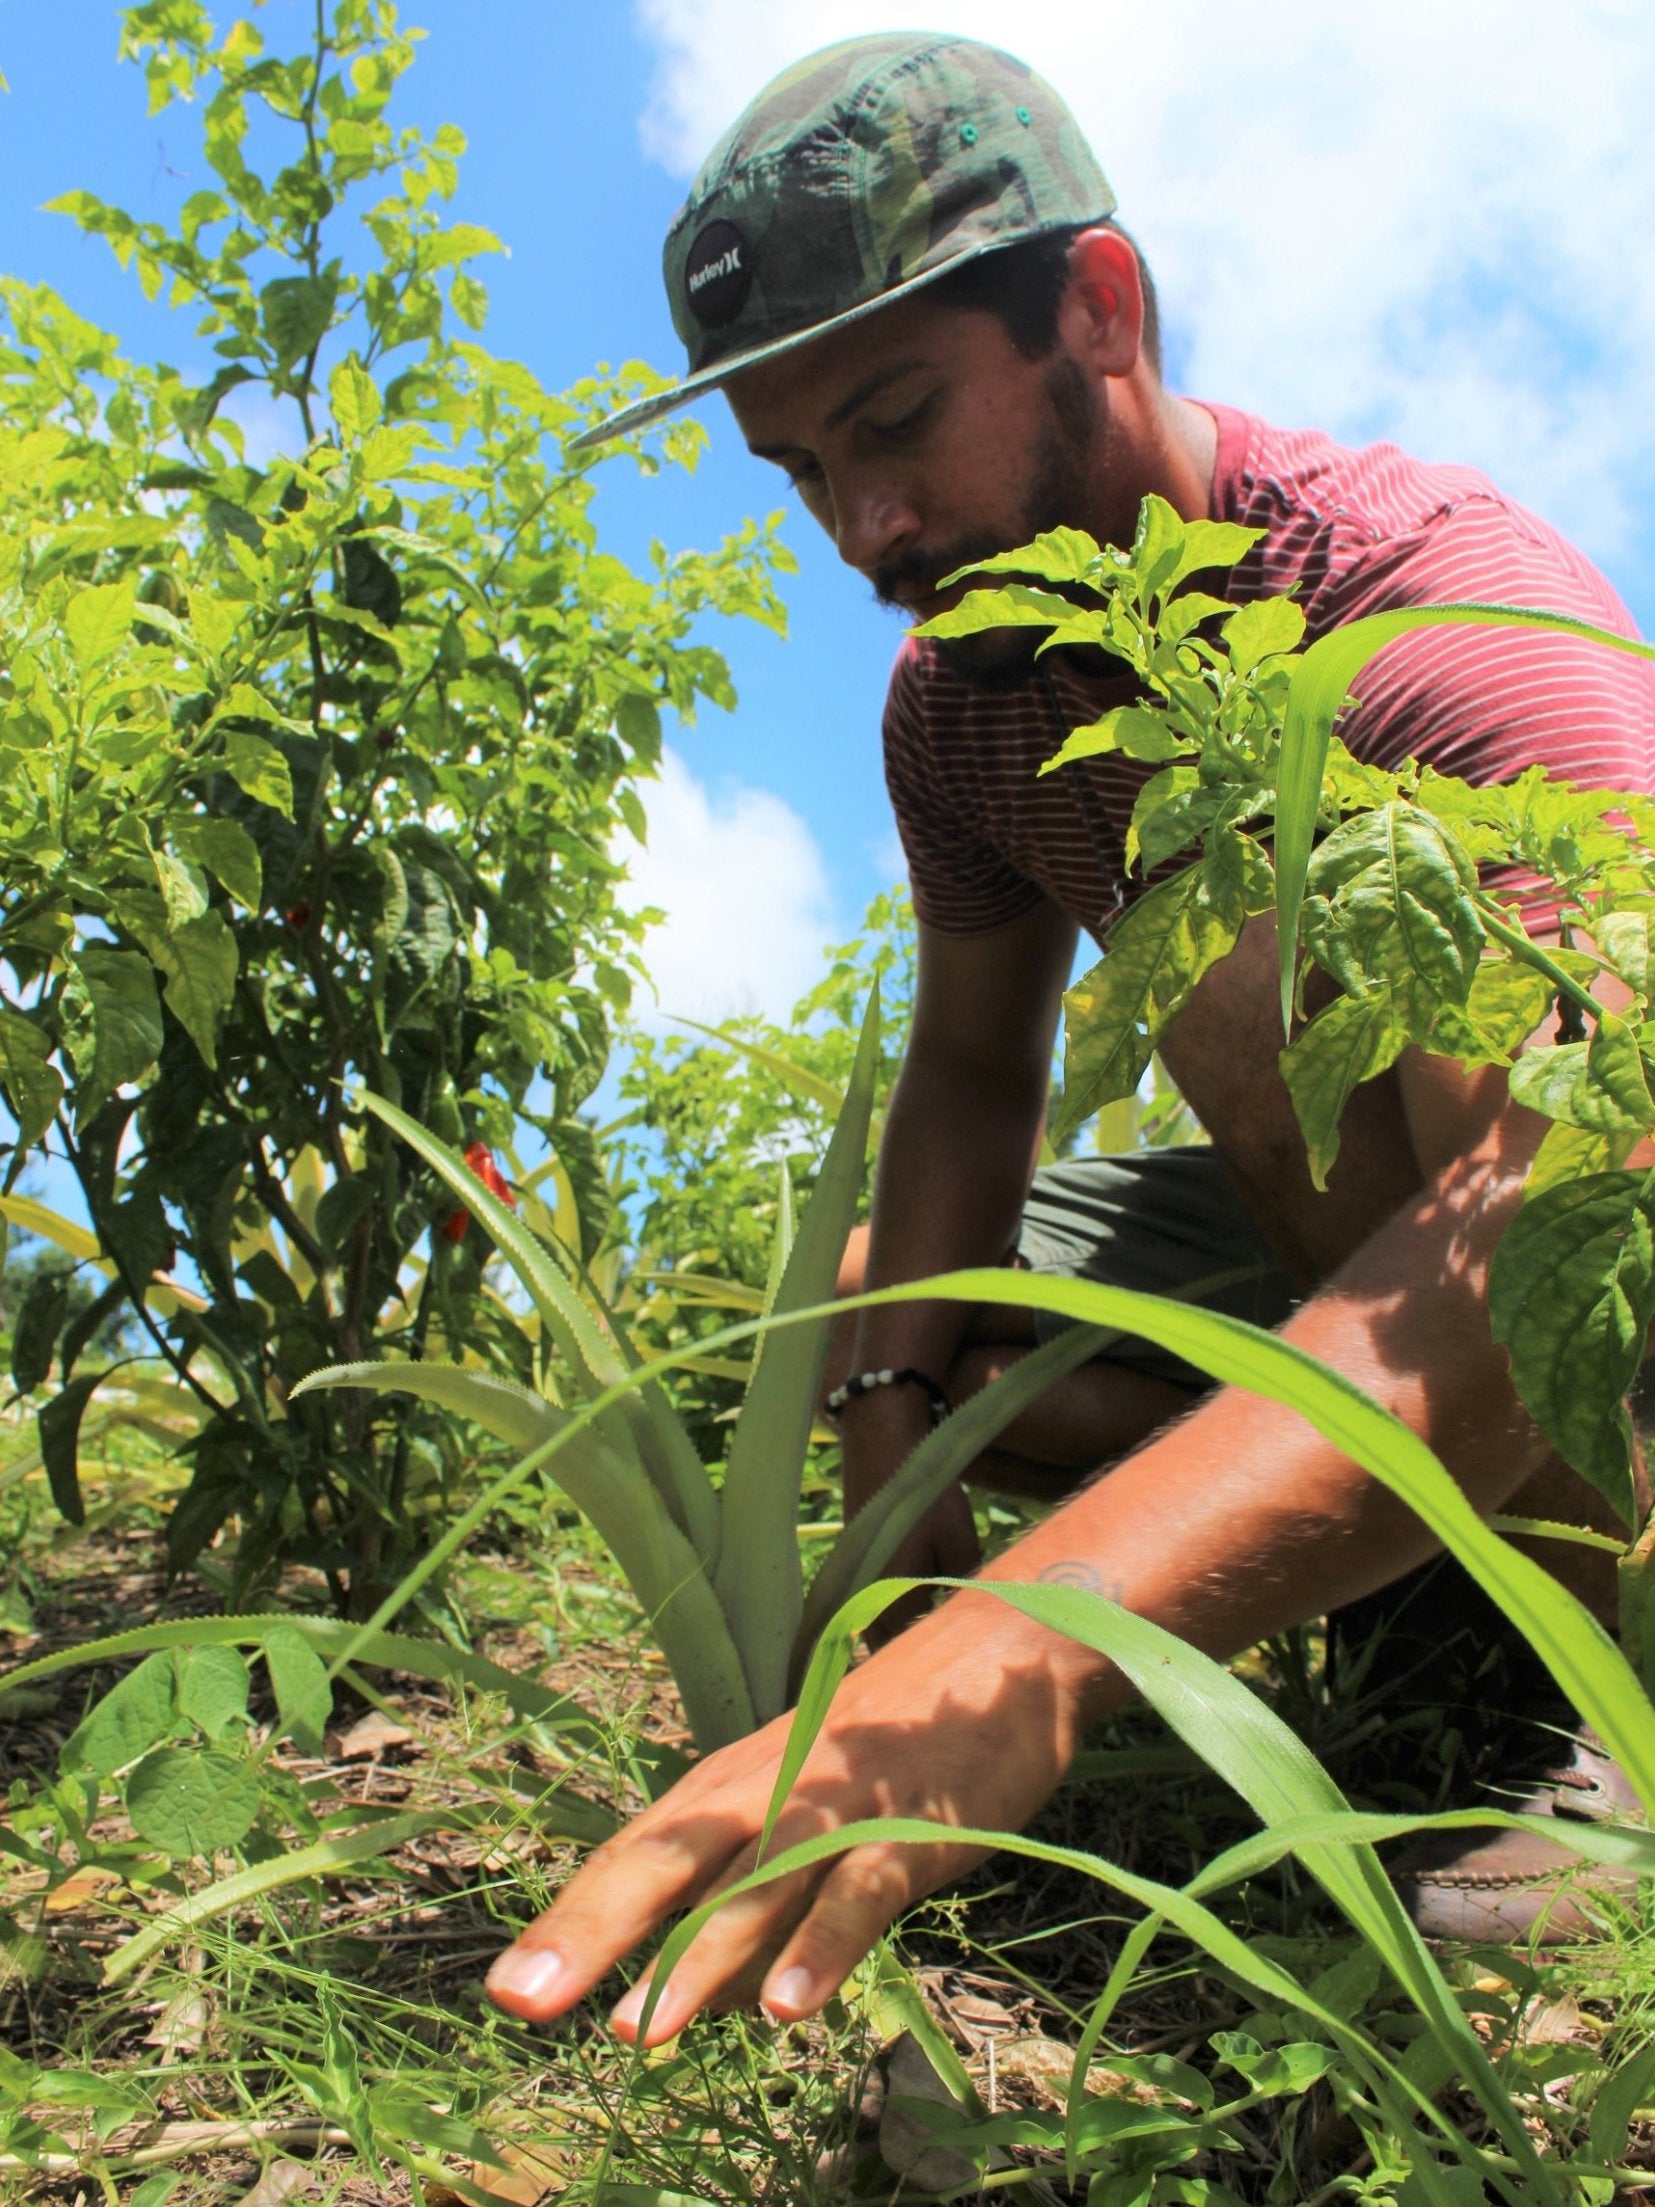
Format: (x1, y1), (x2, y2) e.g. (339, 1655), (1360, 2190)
(1034, 1560), (1124, 1602)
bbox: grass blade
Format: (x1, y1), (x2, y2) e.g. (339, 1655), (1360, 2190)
(1275, 605), (1655, 1031)
(714, 987), (880, 1722)
(668, 1014), (848, 1117)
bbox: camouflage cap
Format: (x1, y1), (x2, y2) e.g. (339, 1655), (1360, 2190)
(569, 32), (1115, 452)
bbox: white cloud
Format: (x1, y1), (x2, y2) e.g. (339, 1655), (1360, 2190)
(615, 745), (838, 1026)
(633, 0), (1655, 595)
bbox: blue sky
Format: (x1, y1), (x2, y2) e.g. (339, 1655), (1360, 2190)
(4, 1), (1654, 1033)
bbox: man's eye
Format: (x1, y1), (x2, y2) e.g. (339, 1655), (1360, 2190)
(783, 458), (824, 491)
(871, 396), (934, 443)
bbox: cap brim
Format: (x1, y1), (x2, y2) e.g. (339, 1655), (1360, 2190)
(564, 231), (1075, 456)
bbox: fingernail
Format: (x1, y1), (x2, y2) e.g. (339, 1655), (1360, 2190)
(485, 1947), (566, 2008)
(610, 1975), (653, 2032)
(764, 1964), (816, 2015)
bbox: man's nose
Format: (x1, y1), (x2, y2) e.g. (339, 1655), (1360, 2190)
(834, 482), (920, 576)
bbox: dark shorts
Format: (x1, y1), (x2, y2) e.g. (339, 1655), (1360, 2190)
(1014, 1147), (1300, 1393)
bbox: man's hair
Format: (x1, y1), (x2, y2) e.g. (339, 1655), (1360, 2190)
(925, 220), (1162, 376)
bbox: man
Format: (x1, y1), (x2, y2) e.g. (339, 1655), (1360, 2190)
(486, 34), (1655, 2042)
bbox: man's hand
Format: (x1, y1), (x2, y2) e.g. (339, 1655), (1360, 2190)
(839, 1387), (982, 1644)
(484, 1585), (1090, 2045)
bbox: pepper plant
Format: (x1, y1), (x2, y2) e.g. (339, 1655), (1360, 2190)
(919, 501), (1655, 1677)
(0, 0), (789, 1612)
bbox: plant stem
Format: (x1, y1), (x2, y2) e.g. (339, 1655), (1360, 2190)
(1473, 896), (1603, 1027)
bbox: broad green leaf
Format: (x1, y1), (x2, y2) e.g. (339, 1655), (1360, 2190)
(0, 1010), (63, 1151)
(715, 987), (880, 1722)
(1599, 908), (1655, 999)
(1040, 706), (1191, 775)
(1488, 1167), (1655, 1524)
(938, 525), (1103, 586)
(260, 271), (338, 371)
(1056, 850), (1246, 1145)
(263, 1625), (333, 1756)
(125, 1745), (265, 1857)
(1422, 960), (1552, 1069)
(1510, 1017), (1655, 1136)
(64, 580), (136, 675)
(1128, 769), (1231, 875)
(175, 1645), (251, 1740)
(1300, 804), (1484, 1020)
(62, 946), (163, 1121)
(1222, 596), (1305, 675)
(1524, 1119), (1638, 1201)
(218, 726), (294, 815)
(1280, 991), (1409, 1191)
(1276, 604), (1655, 1030)
(169, 816), (262, 911)
(154, 908), (237, 1068)
(329, 355), (383, 441)
(62, 1649), (178, 1777)
(915, 581), (1077, 641)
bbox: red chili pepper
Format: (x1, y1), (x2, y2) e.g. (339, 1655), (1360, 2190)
(441, 1143), (516, 1243)
(285, 901), (312, 929)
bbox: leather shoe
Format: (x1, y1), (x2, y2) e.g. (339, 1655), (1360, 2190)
(1392, 1727), (1647, 1944)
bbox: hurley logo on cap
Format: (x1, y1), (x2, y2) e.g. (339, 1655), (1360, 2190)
(684, 218), (752, 328)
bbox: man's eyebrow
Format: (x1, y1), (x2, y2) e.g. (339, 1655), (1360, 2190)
(744, 359), (932, 457)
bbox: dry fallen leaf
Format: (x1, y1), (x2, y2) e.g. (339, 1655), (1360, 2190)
(42, 1866), (122, 1915)
(336, 1707), (415, 1761)
(427, 2137), (573, 2207)
(239, 2158), (316, 2207)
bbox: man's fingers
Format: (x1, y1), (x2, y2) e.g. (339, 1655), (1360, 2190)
(607, 1855), (825, 2044)
(486, 1819), (750, 2022)
(760, 1838), (973, 2020)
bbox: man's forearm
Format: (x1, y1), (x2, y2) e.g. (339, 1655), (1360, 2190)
(943, 1104), (1558, 1722)
(850, 1040), (1047, 1384)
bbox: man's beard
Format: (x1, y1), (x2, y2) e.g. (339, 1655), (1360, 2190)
(872, 357), (1104, 693)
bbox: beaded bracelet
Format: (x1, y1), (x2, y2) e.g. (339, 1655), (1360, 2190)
(823, 1365), (950, 1428)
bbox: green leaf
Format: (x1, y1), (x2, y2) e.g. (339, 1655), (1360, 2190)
(938, 525), (1103, 586)
(1510, 1017), (1655, 1136)
(1422, 960), (1552, 1069)
(11, 1270), (70, 1396)
(263, 1625), (333, 1756)
(1280, 992), (1408, 1190)
(1488, 1167), (1655, 1525)
(64, 581), (136, 676)
(39, 1372), (103, 1526)
(1056, 847), (1247, 1145)
(1040, 705), (1191, 774)
(62, 947), (164, 1121)
(1276, 604), (1655, 1030)
(219, 726), (295, 814)
(1599, 909), (1655, 999)
(1524, 1121), (1637, 1201)
(124, 1746), (261, 1858)
(0, 1010), (63, 1152)
(169, 816), (262, 910)
(260, 271), (339, 372)
(915, 581), (1077, 642)
(153, 909), (237, 1068)
(175, 1646), (251, 1740)
(62, 1649), (178, 1777)
(1300, 804), (1484, 1021)
(328, 355), (382, 441)
(1222, 595), (1305, 675)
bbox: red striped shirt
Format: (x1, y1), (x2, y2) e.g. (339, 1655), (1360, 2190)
(885, 402), (1655, 940)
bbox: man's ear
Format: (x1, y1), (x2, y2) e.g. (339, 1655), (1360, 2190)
(1063, 226), (1145, 379)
